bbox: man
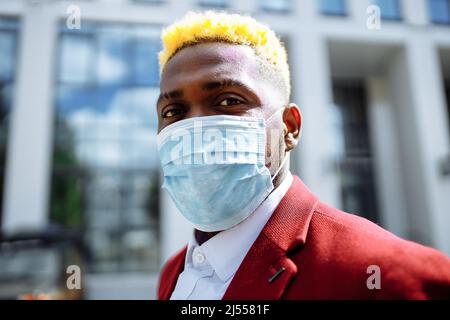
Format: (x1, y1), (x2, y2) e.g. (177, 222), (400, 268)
(156, 11), (450, 299)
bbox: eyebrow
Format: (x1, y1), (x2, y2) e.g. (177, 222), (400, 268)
(201, 79), (247, 91)
(157, 79), (250, 106)
(157, 89), (183, 106)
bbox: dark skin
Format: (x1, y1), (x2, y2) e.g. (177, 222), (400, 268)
(157, 42), (302, 245)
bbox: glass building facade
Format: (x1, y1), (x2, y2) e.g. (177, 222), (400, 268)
(259, 0), (291, 12)
(374, 0), (402, 20)
(319, 0), (347, 16)
(332, 81), (379, 223)
(428, 0), (450, 24)
(51, 22), (161, 273)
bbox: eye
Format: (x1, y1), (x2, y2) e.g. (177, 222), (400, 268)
(217, 97), (244, 107)
(161, 105), (186, 118)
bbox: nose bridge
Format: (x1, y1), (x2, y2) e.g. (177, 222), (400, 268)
(186, 104), (217, 119)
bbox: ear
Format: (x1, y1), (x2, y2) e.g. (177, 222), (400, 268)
(283, 103), (302, 152)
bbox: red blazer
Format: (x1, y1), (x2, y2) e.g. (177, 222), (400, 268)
(158, 176), (450, 299)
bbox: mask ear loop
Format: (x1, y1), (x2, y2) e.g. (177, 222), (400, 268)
(265, 106), (289, 182)
(265, 106), (286, 124)
(271, 151), (289, 182)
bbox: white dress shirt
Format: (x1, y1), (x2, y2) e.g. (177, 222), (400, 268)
(170, 172), (294, 300)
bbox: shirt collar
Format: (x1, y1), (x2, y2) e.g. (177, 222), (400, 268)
(185, 171), (294, 282)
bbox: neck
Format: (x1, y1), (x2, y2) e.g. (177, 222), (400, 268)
(272, 167), (287, 190)
(195, 229), (220, 245)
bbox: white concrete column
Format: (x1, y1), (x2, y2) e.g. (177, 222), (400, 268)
(367, 77), (408, 238)
(402, 0), (429, 26)
(2, 4), (58, 233)
(387, 39), (450, 254)
(298, 0), (322, 21)
(403, 37), (450, 255)
(233, 0), (257, 13)
(349, 0), (372, 24)
(291, 30), (342, 208)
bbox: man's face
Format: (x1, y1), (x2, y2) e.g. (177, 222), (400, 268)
(157, 42), (299, 179)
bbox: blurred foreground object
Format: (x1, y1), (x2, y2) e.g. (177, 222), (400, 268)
(0, 226), (87, 300)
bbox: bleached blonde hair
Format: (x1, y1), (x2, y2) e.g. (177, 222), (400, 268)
(159, 11), (291, 100)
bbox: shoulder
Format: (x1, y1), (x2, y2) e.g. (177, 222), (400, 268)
(292, 201), (450, 299)
(157, 246), (187, 300)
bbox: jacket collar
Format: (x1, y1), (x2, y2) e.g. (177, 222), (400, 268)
(222, 176), (319, 299)
(262, 175), (319, 252)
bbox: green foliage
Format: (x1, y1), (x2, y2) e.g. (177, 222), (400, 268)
(50, 117), (83, 228)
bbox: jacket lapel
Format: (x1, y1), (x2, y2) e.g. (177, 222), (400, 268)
(222, 176), (319, 300)
(159, 247), (187, 300)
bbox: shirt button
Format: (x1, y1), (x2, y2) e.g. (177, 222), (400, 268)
(194, 252), (206, 265)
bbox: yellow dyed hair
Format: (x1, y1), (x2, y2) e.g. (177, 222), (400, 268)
(159, 11), (291, 100)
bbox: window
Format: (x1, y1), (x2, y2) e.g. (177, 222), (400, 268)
(259, 0), (291, 13)
(0, 18), (19, 226)
(52, 22), (161, 273)
(374, 0), (402, 20)
(319, 0), (347, 16)
(428, 0), (450, 24)
(332, 80), (379, 223)
(198, 0), (228, 8)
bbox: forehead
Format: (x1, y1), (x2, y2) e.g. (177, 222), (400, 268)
(160, 42), (261, 89)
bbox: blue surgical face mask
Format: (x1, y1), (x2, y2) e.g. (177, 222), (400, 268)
(157, 109), (288, 232)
